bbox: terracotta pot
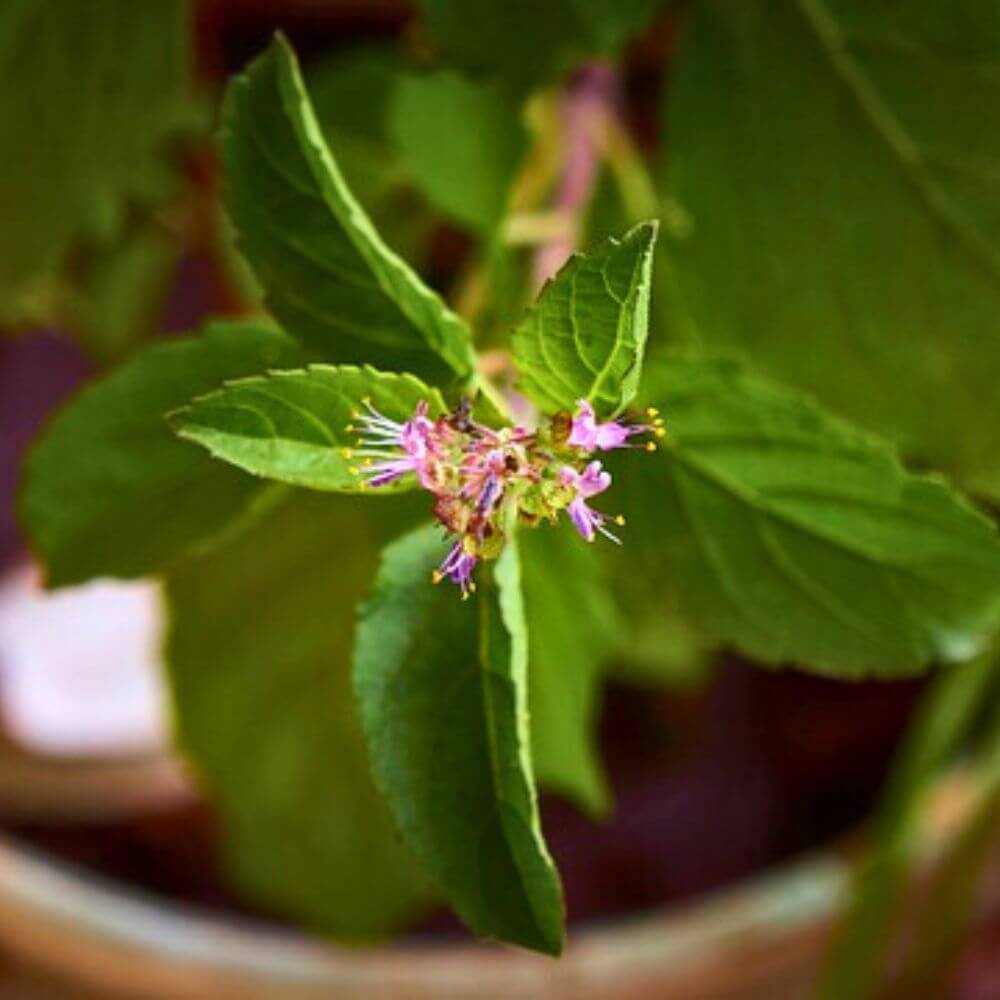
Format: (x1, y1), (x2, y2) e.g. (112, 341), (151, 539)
(0, 754), (989, 999)
(0, 828), (843, 1000)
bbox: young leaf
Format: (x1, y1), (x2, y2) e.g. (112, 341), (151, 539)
(664, 0), (1000, 499)
(513, 222), (658, 417)
(166, 490), (432, 938)
(389, 71), (527, 233)
(221, 34), (475, 384)
(20, 322), (303, 587)
(618, 355), (1000, 677)
(522, 522), (615, 817)
(171, 366), (445, 492)
(353, 523), (565, 954)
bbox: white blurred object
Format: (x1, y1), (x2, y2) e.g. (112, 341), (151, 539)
(0, 566), (168, 757)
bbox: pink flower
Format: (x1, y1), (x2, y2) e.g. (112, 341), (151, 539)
(567, 399), (658, 452)
(560, 462), (621, 544)
(350, 400), (440, 488)
(346, 397), (652, 595)
(434, 541), (478, 599)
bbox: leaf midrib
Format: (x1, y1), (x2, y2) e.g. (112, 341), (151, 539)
(792, 0), (1000, 284)
(476, 568), (553, 948)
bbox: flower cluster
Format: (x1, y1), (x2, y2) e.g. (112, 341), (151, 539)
(345, 397), (664, 597)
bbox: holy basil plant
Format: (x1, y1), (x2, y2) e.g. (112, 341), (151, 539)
(20, 34), (1000, 955)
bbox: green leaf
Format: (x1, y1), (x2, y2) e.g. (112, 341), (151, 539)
(522, 522), (615, 817)
(512, 222), (658, 416)
(0, 0), (189, 303)
(305, 44), (440, 271)
(663, 0), (1000, 499)
(389, 71), (527, 233)
(418, 0), (662, 93)
(67, 221), (178, 365)
(618, 355), (1000, 676)
(171, 365), (445, 492)
(570, 0), (665, 51)
(165, 490), (432, 938)
(353, 523), (565, 954)
(220, 34), (475, 384)
(305, 45), (405, 207)
(20, 322), (303, 587)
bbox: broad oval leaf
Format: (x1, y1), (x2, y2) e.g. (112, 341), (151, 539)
(664, 0), (1000, 499)
(20, 322), (303, 587)
(221, 34), (475, 385)
(513, 222), (658, 417)
(619, 355), (1000, 677)
(522, 522), (616, 817)
(166, 490), (432, 938)
(353, 523), (565, 954)
(171, 365), (445, 492)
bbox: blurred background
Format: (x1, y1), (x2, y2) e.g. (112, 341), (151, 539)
(2, 1), (1000, 997)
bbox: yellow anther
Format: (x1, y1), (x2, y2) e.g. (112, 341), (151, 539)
(614, 514), (626, 526)
(362, 458), (373, 467)
(348, 466), (361, 475)
(351, 410), (361, 420)
(461, 590), (470, 601)
(646, 407), (659, 417)
(645, 441), (657, 452)
(469, 582), (477, 593)
(358, 481), (368, 492)
(362, 396), (372, 406)
(431, 570), (443, 585)
(341, 448), (354, 459)
(655, 428), (666, 438)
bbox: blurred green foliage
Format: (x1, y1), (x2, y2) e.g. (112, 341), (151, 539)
(11, 0), (1000, 969)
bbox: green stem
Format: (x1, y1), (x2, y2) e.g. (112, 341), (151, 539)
(816, 650), (997, 1000)
(886, 688), (1000, 998)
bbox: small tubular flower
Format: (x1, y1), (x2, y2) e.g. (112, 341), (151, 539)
(559, 462), (622, 544)
(433, 541), (478, 599)
(348, 400), (441, 488)
(567, 398), (663, 452)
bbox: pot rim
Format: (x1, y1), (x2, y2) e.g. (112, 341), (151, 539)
(0, 766), (979, 998)
(0, 824), (847, 999)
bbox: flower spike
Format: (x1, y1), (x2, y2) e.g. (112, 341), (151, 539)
(347, 394), (658, 595)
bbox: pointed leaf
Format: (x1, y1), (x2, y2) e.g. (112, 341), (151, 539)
(166, 490), (432, 938)
(171, 365), (445, 492)
(20, 322), (303, 587)
(353, 524), (565, 954)
(220, 35), (475, 384)
(513, 222), (658, 417)
(522, 522), (615, 817)
(619, 355), (1000, 676)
